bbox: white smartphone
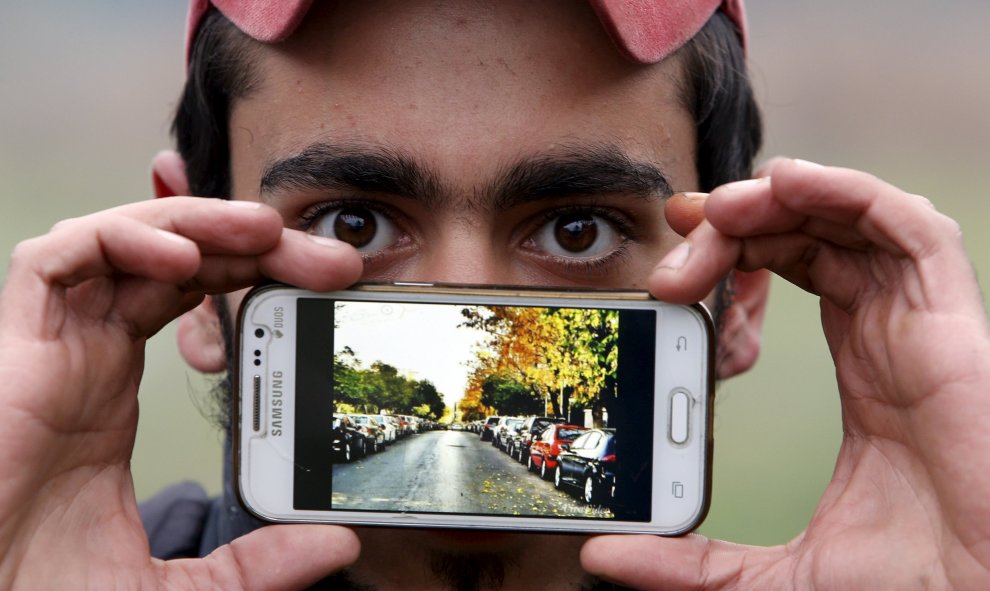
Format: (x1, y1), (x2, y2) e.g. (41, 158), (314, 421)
(235, 283), (715, 535)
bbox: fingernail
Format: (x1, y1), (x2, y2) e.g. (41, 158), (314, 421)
(680, 192), (709, 202)
(723, 177), (770, 193)
(793, 158), (826, 170)
(226, 199), (263, 209)
(307, 234), (346, 248)
(155, 228), (191, 245)
(657, 241), (690, 270)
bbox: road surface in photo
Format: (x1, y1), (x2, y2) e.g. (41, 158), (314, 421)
(331, 430), (610, 518)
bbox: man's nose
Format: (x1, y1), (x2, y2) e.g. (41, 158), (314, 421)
(405, 234), (513, 285)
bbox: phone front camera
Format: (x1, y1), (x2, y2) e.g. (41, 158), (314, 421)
(255, 328), (264, 338)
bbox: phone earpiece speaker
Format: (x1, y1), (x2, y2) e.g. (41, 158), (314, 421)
(253, 374), (262, 432)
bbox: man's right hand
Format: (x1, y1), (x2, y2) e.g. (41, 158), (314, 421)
(0, 197), (362, 590)
(583, 159), (990, 590)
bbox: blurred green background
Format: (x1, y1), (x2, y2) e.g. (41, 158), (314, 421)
(0, 2), (987, 547)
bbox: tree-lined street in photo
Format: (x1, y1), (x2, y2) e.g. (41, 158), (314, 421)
(331, 429), (611, 518)
(330, 301), (621, 516)
(332, 301), (620, 426)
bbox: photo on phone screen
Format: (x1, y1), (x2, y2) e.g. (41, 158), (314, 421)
(291, 296), (658, 523)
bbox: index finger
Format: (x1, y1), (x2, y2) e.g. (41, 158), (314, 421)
(1, 198), (362, 339)
(665, 192), (708, 237)
(649, 160), (975, 308)
(11, 198), (284, 289)
(706, 159), (961, 260)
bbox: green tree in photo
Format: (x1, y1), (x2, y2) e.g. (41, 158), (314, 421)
(480, 372), (543, 417)
(411, 380), (446, 421)
(332, 346), (368, 408)
(460, 305), (618, 425)
(331, 352), (448, 419)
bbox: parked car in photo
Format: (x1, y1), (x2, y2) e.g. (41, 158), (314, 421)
(528, 423), (587, 480)
(374, 414), (398, 444)
(390, 414), (411, 437)
(331, 415), (366, 462)
(554, 428), (617, 506)
(509, 416), (561, 463)
(493, 417), (524, 450)
(480, 416), (500, 441)
(403, 415), (420, 434)
(347, 414), (386, 452)
(500, 420), (525, 454)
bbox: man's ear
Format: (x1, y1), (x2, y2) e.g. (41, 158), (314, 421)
(177, 296), (226, 373)
(151, 150), (190, 198)
(716, 269), (771, 379)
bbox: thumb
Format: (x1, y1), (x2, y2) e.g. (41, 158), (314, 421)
(581, 533), (786, 591)
(163, 524), (360, 591)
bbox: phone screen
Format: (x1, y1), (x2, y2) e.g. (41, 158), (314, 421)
(291, 297), (657, 522)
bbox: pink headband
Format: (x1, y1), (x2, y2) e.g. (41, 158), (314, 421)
(186, 0), (746, 65)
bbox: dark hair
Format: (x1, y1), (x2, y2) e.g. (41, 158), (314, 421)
(679, 11), (763, 190)
(172, 9), (259, 198)
(174, 8), (761, 197)
(674, 10), (763, 349)
(173, 8), (763, 428)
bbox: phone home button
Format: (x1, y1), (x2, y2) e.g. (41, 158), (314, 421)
(669, 389), (690, 444)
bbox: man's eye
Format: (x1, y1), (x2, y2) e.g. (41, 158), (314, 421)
(531, 211), (622, 258)
(311, 205), (399, 252)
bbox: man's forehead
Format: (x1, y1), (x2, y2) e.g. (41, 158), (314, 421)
(264, 1), (653, 89)
(205, 0), (735, 179)
(232, 68), (693, 200)
(226, 1), (701, 199)
(187, 0), (745, 65)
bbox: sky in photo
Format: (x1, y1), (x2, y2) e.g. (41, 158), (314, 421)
(333, 302), (492, 407)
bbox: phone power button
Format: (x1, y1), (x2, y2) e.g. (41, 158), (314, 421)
(394, 281), (434, 287)
(669, 389), (690, 444)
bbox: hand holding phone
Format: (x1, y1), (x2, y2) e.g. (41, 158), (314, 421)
(236, 283), (714, 535)
(0, 200), (362, 589)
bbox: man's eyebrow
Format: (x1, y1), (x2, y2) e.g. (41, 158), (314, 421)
(260, 142), (444, 206)
(259, 141), (673, 212)
(489, 144), (674, 211)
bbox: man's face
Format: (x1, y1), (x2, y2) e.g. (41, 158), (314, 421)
(221, 0), (699, 587)
(226, 0), (697, 297)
